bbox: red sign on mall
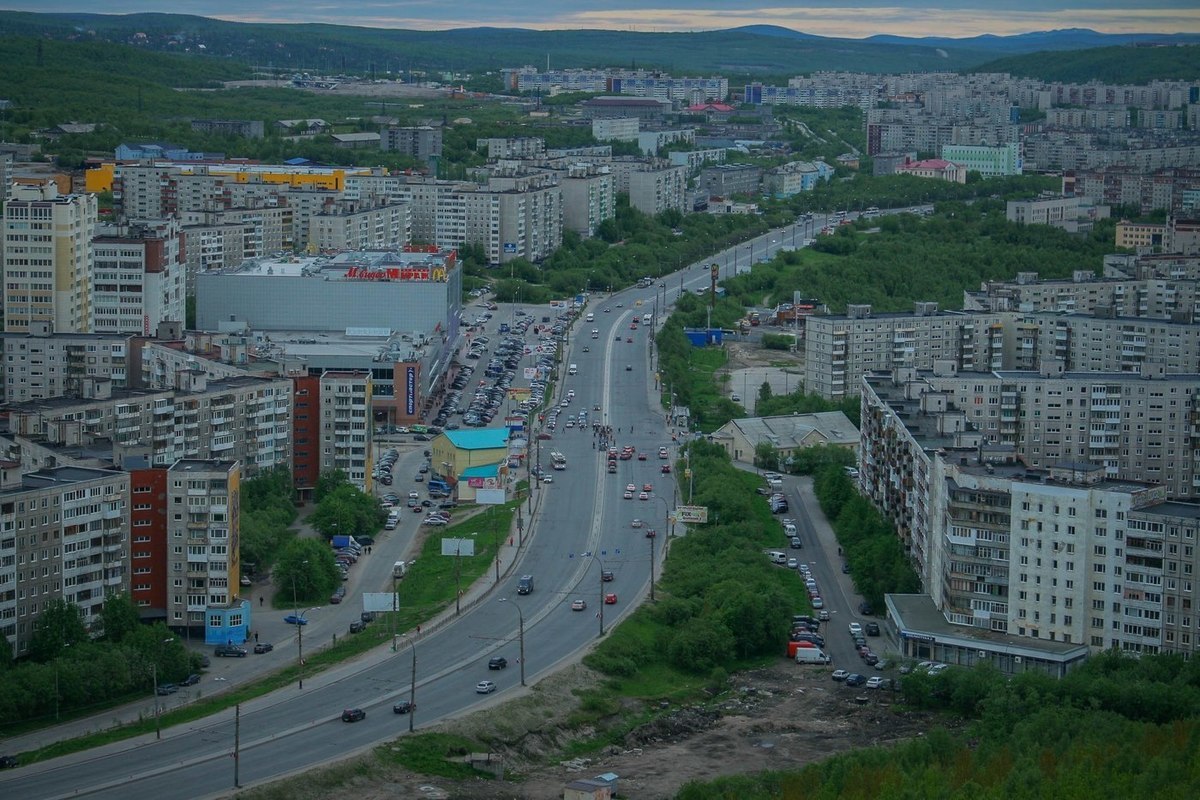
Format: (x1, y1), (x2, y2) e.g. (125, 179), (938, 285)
(345, 266), (432, 281)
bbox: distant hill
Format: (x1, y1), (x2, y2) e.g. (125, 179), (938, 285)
(969, 44), (1200, 83)
(866, 27), (1200, 54)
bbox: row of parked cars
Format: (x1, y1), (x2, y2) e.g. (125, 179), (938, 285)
(373, 447), (400, 485)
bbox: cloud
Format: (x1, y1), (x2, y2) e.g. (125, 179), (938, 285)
(9, 2), (1200, 37)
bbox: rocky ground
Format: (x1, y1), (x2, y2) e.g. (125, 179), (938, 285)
(242, 659), (944, 800)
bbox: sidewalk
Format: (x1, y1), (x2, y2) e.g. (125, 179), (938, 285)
(0, 488), (538, 756)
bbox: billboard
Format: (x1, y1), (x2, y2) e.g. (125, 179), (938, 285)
(362, 592), (400, 613)
(677, 505), (709, 524)
(476, 488), (507, 505)
(404, 366), (417, 415)
(441, 537), (476, 557)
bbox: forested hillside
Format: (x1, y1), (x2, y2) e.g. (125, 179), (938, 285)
(971, 44), (1200, 83)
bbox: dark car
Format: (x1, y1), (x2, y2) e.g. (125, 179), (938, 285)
(601, 570), (614, 582)
(866, 622), (881, 636)
(361, 611), (376, 623)
(330, 586), (347, 604)
(283, 614), (309, 626)
(488, 656), (508, 670)
(845, 673), (867, 687)
(156, 683), (178, 696)
(0, 755), (18, 769)
(180, 673), (201, 686)
(214, 645), (247, 658)
(341, 708), (366, 723)
(859, 601), (874, 616)
(393, 700), (415, 714)
(349, 620), (367, 634)
(253, 642), (274, 654)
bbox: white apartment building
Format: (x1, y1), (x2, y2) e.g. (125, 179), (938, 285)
(0, 324), (130, 404)
(556, 164), (616, 238)
(637, 129), (695, 155)
(861, 369), (1197, 666)
(0, 462), (130, 659)
(309, 200), (411, 252)
(627, 164), (687, 216)
(965, 269), (1200, 322)
(3, 182), (97, 334)
(592, 118), (640, 142)
(165, 459), (241, 636)
(91, 219), (186, 335)
(319, 371), (371, 489)
(477, 137), (545, 160)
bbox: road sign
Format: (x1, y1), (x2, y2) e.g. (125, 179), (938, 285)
(677, 505), (709, 524)
(503, 242), (518, 253)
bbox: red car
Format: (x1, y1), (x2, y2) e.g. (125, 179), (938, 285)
(604, 593), (618, 605)
(661, 464), (671, 474)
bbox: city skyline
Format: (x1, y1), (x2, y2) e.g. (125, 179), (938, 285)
(5, 1), (1200, 38)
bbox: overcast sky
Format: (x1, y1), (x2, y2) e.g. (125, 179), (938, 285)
(9, 1), (1200, 38)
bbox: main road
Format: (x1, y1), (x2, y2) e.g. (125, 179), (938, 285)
(1, 214), (833, 800)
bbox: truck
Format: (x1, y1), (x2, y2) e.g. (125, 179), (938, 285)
(748, 311), (760, 326)
(795, 647), (832, 664)
(787, 639), (817, 658)
(331, 535), (361, 552)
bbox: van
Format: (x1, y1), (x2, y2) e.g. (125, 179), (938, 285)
(393, 560), (408, 579)
(768, 551), (787, 565)
(517, 574), (534, 595)
(642, 313), (652, 325)
(795, 647), (832, 665)
(783, 523), (798, 537)
(568, 364), (578, 375)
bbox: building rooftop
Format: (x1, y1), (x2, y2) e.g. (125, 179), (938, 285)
(444, 429), (509, 450)
(460, 463), (500, 479)
(170, 459), (237, 472)
(208, 248), (457, 283)
(2, 465), (123, 497)
(714, 412), (859, 450)
(1139, 501), (1200, 520)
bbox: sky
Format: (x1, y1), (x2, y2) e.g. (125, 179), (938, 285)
(6, 1), (1200, 39)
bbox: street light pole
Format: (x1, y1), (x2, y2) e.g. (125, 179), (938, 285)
(152, 663), (160, 740)
(500, 598), (526, 686)
(596, 557), (607, 636)
(405, 636), (417, 733)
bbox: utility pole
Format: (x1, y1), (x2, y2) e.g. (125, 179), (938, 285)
(455, 546), (462, 615)
(234, 704), (241, 788)
(650, 535), (657, 602)
(407, 638), (417, 734)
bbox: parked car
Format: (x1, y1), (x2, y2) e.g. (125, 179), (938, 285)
(488, 656), (508, 670)
(0, 755), (18, 769)
(156, 683), (178, 696)
(341, 708), (366, 723)
(831, 669), (850, 682)
(253, 642), (274, 654)
(180, 673), (201, 686)
(866, 622), (881, 636)
(214, 645), (247, 658)
(349, 620), (366, 633)
(845, 673), (867, 687)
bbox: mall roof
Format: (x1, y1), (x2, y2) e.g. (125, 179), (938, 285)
(444, 429), (509, 450)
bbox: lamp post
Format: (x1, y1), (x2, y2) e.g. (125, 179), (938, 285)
(499, 598), (526, 686)
(153, 636), (176, 740)
(595, 556), (608, 636)
(403, 635), (417, 733)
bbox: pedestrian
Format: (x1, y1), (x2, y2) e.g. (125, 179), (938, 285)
(254, 631), (259, 643)
(417, 624), (422, 634)
(259, 596), (264, 607)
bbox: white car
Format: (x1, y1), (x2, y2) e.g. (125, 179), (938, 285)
(623, 491), (634, 500)
(831, 669), (850, 682)
(786, 558), (798, 569)
(542, 475), (553, 484)
(630, 519), (643, 528)
(626, 484), (636, 493)
(475, 680), (497, 694)
(866, 676), (886, 689)
(848, 622), (863, 636)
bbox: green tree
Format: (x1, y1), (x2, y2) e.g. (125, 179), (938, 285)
(313, 469), (349, 503)
(754, 441), (780, 471)
(98, 592), (140, 643)
(28, 598), (89, 662)
(273, 538), (339, 606)
(757, 381), (773, 405)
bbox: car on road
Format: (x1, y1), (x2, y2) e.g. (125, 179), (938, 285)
(476, 680), (497, 694)
(645, 528), (657, 538)
(601, 569), (614, 582)
(845, 673), (867, 687)
(253, 642), (274, 654)
(623, 490), (634, 500)
(488, 656), (508, 670)
(848, 622), (863, 636)
(283, 615), (309, 626)
(542, 475), (553, 484)
(818, 610), (830, 621)
(661, 464), (671, 473)
(571, 599), (588, 611)
(811, 597), (825, 609)
(341, 708), (366, 723)
(392, 700), (414, 714)
(181, 673), (201, 686)
(630, 519), (643, 528)
(866, 622), (881, 636)
(0, 755), (18, 769)
(626, 483), (636, 492)
(605, 593), (618, 605)
(214, 645), (247, 658)
(831, 669), (850, 682)
(156, 683), (178, 696)
(638, 491), (650, 500)
(659, 447), (669, 459)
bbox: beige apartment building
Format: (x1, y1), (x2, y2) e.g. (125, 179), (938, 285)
(2, 182), (98, 334)
(964, 269), (1200, 322)
(627, 163), (687, 216)
(0, 462), (130, 659)
(6, 373), (292, 478)
(309, 200), (411, 253)
(318, 371), (372, 489)
(90, 218), (187, 336)
(165, 459), (241, 633)
(556, 164), (616, 238)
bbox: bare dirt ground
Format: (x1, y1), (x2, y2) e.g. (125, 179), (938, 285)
(245, 660), (945, 800)
(221, 79), (445, 100)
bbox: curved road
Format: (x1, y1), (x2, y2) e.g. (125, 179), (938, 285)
(1, 214), (836, 800)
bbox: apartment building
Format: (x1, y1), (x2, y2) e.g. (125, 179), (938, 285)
(555, 164), (616, 238)
(291, 374), (321, 497)
(964, 269), (1200, 322)
(698, 164), (762, 198)
(0, 324), (131, 404)
(90, 218), (186, 335)
(477, 137), (544, 160)
(380, 126), (442, 162)
(592, 118), (640, 142)
(189, 119), (264, 139)
(0, 461), (130, 660)
(1066, 167), (1200, 215)
(763, 160), (833, 198)
(6, 373), (292, 478)
(1005, 194), (1110, 232)
(804, 303), (1008, 401)
(626, 163), (687, 216)
(861, 367), (1200, 663)
(502, 67), (727, 103)
(667, 148), (726, 173)
(637, 129), (695, 155)
(309, 200), (412, 252)
(165, 459), (245, 644)
(2, 182), (97, 334)
(0, 152), (12, 202)
(128, 464), (167, 618)
(318, 371), (372, 489)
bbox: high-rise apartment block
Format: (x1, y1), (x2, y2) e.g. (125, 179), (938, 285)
(318, 371), (372, 488)
(165, 459), (243, 641)
(1, 324), (131, 404)
(2, 182), (98, 334)
(381, 126), (442, 162)
(90, 218), (186, 335)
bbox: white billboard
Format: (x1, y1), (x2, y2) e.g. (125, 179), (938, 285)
(440, 537), (476, 556)
(677, 505), (709, 524)
(476, 488), (507, 506)
(363, 592), (399, 613)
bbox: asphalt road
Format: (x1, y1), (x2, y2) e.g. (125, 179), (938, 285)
(0, 211), (858, 799)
